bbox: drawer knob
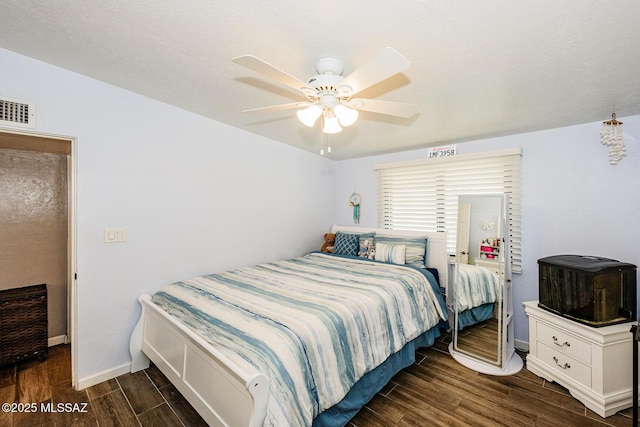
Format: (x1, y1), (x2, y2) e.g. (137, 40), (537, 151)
(552, 336), (570, 347)
(553, 356), (571, 370)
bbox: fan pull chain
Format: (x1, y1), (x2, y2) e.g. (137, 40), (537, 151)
(320, 117), (332, 155)
(320, 116), (325, 155)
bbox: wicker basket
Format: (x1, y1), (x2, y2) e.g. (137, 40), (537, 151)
(0, 284), (48, 366)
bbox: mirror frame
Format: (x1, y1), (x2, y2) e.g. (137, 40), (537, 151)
(448, 193), (522, 375)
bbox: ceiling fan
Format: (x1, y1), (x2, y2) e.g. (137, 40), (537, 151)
(232, 47), (417, 135)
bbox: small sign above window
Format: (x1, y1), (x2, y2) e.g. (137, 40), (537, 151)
(427, 144), (457, 159)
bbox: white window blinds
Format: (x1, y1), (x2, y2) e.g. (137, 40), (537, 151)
(376, 148), (522, 272)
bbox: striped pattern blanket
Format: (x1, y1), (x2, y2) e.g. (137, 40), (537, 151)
(455, 263), (501, 311)
(152, 252), (447, 426)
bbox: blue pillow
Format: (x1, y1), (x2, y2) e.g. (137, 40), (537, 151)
(333, 232), (360, 256)
(358, 232), (375, 252)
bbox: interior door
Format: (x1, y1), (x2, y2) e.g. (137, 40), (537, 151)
(0, 131), (73, 348)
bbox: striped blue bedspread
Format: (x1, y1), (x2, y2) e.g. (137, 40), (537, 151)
(152, 252), (447, 427)
(455, 263), (501, 311)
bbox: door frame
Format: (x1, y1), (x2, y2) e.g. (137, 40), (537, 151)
(457, 202), (470, 264)
(0, 128), (78, 387)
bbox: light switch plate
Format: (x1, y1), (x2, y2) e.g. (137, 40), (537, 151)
(104, 227), (127, 243)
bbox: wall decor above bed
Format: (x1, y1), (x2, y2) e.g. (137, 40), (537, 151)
(348, 192), (361, 224)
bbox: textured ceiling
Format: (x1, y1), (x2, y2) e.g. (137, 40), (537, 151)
(1, 1), (639, 160)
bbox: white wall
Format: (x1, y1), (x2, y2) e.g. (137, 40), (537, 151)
(0, 48), (335, 384)
(333, 118), (640, 344)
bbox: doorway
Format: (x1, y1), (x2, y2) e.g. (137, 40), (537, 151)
(0, 130), (76, 385)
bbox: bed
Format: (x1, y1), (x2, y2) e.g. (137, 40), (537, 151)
(452, 263), (501, 330)
(129, 225), (449, 427)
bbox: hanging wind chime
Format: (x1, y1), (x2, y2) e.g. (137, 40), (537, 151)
(600, 112), (625, 165)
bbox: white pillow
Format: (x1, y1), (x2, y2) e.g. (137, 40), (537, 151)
(375, 243), (406, 264)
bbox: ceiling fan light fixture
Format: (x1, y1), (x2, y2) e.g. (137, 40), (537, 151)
(334, 104), (358, 127)
(233, 47), (416, 146)
(296, 104), (322, 127)
(323, 112), (342, 134)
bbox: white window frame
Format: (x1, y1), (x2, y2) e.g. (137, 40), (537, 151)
(376, 148), (522, 272)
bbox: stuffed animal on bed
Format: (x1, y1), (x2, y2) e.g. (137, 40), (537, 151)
(358, 239), (376, 259)
(321, 233), (336, 253)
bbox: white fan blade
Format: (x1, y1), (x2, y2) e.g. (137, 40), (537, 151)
(347, 98), (417, 118)
(339, 47), (411, 96)
(242, 102), (310, 113)
(233, 55), (310, 93)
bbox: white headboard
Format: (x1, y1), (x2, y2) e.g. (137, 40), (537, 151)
(330, 224), (449, 290)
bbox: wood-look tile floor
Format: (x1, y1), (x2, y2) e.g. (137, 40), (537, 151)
(0, 337), (637, 427)
(349, 334), (638, 427)
(0, 344), (207, 427)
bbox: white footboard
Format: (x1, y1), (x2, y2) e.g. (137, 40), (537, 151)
(129, 294), (269, 427)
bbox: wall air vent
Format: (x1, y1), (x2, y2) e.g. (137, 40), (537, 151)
(0, 97), (36, 129)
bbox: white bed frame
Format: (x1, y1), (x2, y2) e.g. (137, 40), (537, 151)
(129, 225), (448, 427)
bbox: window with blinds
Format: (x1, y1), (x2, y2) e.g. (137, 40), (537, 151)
(376, 148), (522, 272)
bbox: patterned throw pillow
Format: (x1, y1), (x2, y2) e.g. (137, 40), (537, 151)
(333, 232), (361, 256)
(375, 243), (406, 264)
(374, 235), (428, 268)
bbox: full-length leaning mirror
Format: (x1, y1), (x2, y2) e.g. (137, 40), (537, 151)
(448, 193), (523, 375)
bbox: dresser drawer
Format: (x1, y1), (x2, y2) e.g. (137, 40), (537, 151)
(537, 342), (591, 388)
(536, 321), (591, 365)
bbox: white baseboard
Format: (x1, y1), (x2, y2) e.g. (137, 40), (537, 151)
(48, 334), (131, 391)
(48, 335), (67, 347)
(77, 362), (132, 391)
(515, 338), (529, 353)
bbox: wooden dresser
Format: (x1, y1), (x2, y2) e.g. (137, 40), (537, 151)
(0, 284), (48, 366)
(524, 301), (637, 417)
